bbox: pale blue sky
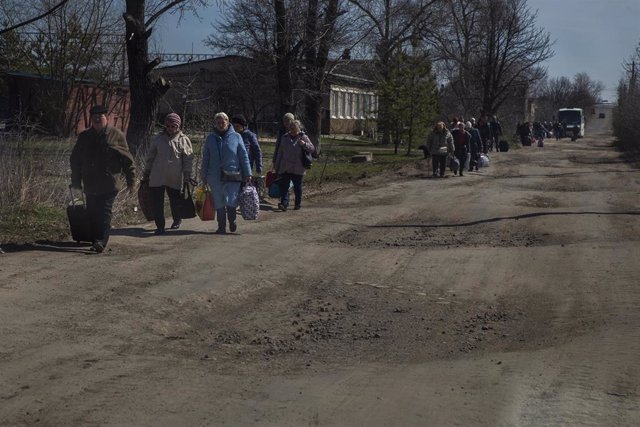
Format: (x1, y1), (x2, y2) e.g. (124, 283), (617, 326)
(157, 0), (640, 102)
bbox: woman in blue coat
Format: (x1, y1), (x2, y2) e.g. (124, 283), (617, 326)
(201, 112), (252, 234)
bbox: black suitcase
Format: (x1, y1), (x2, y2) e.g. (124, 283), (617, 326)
(67, 189), (93, 243)
(499, 140), (509, 152)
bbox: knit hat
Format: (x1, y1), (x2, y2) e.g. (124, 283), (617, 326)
(165, 112), (181, 127)
(90, 105), (108, 115)
(231, 115), (247, 127)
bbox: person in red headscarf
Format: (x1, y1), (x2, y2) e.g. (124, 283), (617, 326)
(143, 113), (194, 234)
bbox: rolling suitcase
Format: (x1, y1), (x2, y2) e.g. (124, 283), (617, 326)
(499, 140), (509, 152)
(67, 188), (93, 243)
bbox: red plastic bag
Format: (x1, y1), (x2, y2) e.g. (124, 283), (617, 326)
(265, 171), (277, 188)
(194, 185), (215, 221)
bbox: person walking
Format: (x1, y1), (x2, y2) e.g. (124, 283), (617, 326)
(272, 112), (296, 167)
(143, 113), (193, 235)
(273, 119), (315, 211)
(477, 115), (493, 153)
(231, 115), (263, 176)
(466, 121), (483, 171)
(490, 115), (503, 151)
(201, 112), (252, 234)
(426, 121), (454, 178)
(451, 122), (471, 176)
(70, 105), (135, 253)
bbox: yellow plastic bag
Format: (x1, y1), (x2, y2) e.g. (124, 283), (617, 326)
(193, 185), (215, 221)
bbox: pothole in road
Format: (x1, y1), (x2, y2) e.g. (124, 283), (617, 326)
(513, 181), (592, 192)
(515, 195), (561, 208)
(152, 281), (597, 372)
(329, 222), (548, 248)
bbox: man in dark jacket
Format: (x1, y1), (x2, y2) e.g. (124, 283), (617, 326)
(231, 115), (263, 175)
(490, 115), (503, 151)
(451, 122), (471, 176)
(70, 105), (135, 253)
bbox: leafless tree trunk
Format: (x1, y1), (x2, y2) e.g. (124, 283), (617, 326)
(349, 0), (438, 144)
(123, 0), (211, 156)
(301, 0), (341, 153)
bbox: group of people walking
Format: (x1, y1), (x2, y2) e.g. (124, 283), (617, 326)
(70, 106), (314, 252)
(424, 114), (502, 178)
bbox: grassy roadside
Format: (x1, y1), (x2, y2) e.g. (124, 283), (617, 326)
(0, 135), (424, 245)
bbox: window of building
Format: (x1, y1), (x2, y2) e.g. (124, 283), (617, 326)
(330, 91), (340, 118)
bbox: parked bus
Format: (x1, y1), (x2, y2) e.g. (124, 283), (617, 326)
(557, 108), (585, 138)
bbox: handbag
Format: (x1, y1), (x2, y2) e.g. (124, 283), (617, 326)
(221, 169), (243, 182)
(448, 155), (460, 172)
(177, 182), (197, 219)
(268, 176), (294, 198)
(301, 149), (313, 169)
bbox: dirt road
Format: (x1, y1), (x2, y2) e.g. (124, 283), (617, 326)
(1, 134), (639, 426)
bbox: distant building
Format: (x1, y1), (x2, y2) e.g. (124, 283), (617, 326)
(155, 55), (378, 136)
(0, 71), (130, 135)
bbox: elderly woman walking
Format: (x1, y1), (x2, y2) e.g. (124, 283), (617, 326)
(273, 119), (315, 211)
(426, 121), (454, 178)
(143, 112), (193, 235)
(201, 112), (252, 234)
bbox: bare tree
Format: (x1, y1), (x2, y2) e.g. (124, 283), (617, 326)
(348, 0), (439, 144)
(613, 43), (640, 150)
(1, 0), (125, 135)
(123, 0), (213, 156)
(300, 0), (344, 151)
(206, 0), (350, 149)
(429, 0), (553, 116)
(536, 73), (603, 121)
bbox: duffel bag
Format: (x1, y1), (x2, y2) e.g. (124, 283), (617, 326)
(137, 180), (154, 221)
(239, 184), (260, 220)
(478, 154), (490, 168)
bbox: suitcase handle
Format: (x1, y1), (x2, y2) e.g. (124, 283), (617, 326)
(68, 187), (86, 206)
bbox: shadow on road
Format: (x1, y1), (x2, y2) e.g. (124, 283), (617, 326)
(1, 241), (94, 254)
(109, 227), (219, 238)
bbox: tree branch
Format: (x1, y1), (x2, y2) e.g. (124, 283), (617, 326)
(145, 0), (188, 29)
(0, 0), (70, 36)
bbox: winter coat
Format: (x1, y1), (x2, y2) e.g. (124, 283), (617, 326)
(144, 131), (193, 190)
(451, 128), (471, 156)
(478, 121), (493, 141)
(426, 129), (454, 156)
(239, 128), (263, 174)
(489, 120), (503, 138)
(70, 126), (135, 195)
(201, 126), (251, 208)
(274, 131), (315, 176)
